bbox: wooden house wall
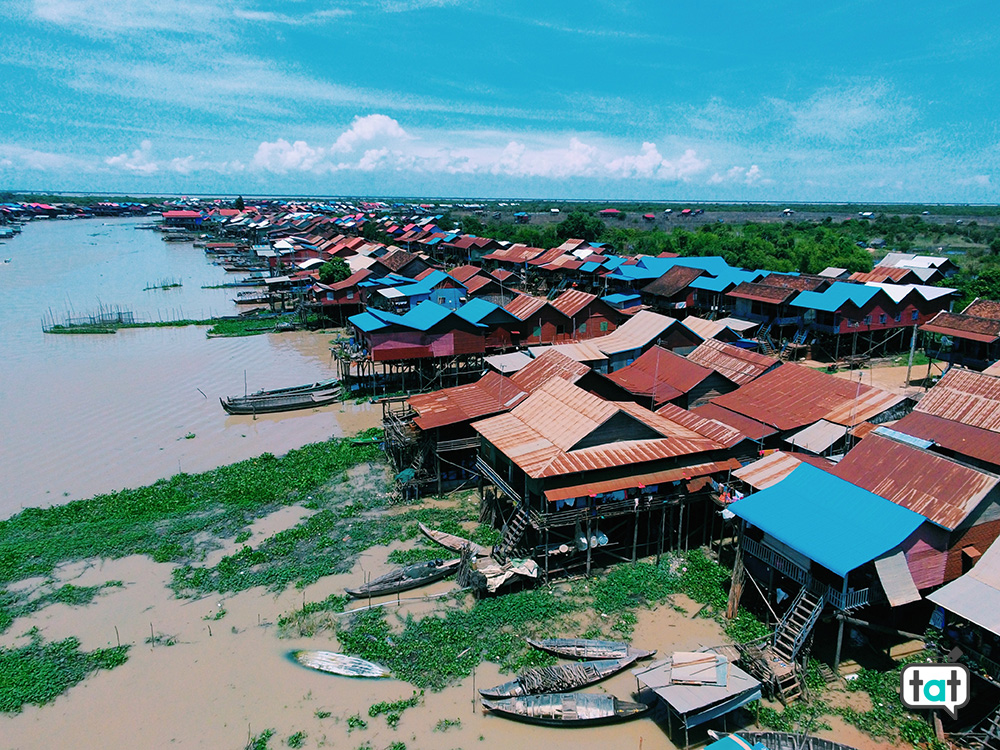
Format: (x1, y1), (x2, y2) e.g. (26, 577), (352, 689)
(567, 302), (623, 340)
(520, 308), (573, 345)
(945, 518), (1000, 583)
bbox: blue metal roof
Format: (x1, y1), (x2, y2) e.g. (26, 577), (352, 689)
(390, 270), (457, 298)
(455, 298), (499, 325)
(790, 282), (880, 312)
(349, 311), (390, 333)
(606, 255), (735, 282)
(602, 256), (626, 271)
(603, 293), (641, 304)
(579, 261), (601, 273)
(400, 301), (453, 331)
(731, 464), (925, 577)
(706, 737), (768, 750)
(689, 268), (767, 293)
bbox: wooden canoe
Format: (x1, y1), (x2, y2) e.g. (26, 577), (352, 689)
(220, 387), (340, 415)
(479, 655), (639, 699)
(481, 692), (649, 727)
(292, 650), (390, 678)
(525, 637), (656, 661)
(345, 558), (460, 598)
(418, 522), (489, 557)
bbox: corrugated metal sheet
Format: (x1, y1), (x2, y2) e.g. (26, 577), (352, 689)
(543, 459), (742, 502)
(726, 282), (799, 304)
(608, 346), (712, 401)
(833, 434), (1000, 530)
(655, 402), (746, 448)
(504, 294), (553, 321)
(921, 312), (1000, 343)
(633, 655), (761, 718)
(690, 403), (778, 440)
(686, 339), (779, 386)
(510, 349), (591, 393)
(551, 289), (598, 318)
(874, 551), (922, 607)
(712, 363), (901, 431)
(928, 537), (1000, 635)
(593, 310), (687, 355)
(914, 368), (1000, 430)
(410, 372), (528, 430)
(733, 452), (834, 490)
(785, 419), (848, 454)
(893, 411), (1000, 466)
(681, 316), (736, 341)
(473, 379), (727, 479)
(527, 341), (608, 364)
(485, 351), (533, 374)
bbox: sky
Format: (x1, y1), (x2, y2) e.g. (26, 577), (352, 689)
(1, 0), (998, 202)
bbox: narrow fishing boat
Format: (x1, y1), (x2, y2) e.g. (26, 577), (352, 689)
(292, 650), (390, 678)
(220, 387), (340, 415)
(479, 655), (639, 699)
(345, 558), (460, 598)
(481, 692), (650, 727)
(525, 637), (656, 661)
(418, 522), (489, 557)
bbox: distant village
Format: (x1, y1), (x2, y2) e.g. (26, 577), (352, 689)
(7, 196), (1000, 744)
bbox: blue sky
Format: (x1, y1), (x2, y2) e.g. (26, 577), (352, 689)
(1, 0), (998, 202)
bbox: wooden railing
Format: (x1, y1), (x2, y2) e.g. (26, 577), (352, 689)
(475, 457), (521, 502)
(436, 436), (480, 452)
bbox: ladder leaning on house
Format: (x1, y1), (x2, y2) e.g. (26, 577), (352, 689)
(780, 328), (809, 359)
(765, 588), (825, 704)
(493, 505), (530, 562)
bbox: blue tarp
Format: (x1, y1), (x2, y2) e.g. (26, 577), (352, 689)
(790, 282), (881, 312)
(730, 464), (925, 576)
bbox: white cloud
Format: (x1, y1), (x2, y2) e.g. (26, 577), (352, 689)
(105, 139), (159, 174)
(332, 115), (410, 154)
(783, 81), (915, 144)
(709, 164), (764, 186)
(251, 139), (326, 174)
(0, 144), (83, 170)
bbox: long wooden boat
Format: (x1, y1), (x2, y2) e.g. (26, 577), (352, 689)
(245, 377), (339, 398)
(418, 522), (489, 557)
(479, 655), (639, 699)
(481, 692), (649, 727)
(345, 558), (460, 598)
(526, 637), (656, 661)
(292, 650), (390, 678)
(220, 387), (340, 415)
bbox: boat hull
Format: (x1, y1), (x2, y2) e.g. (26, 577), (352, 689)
(292, 650), (390, 678)
(479, 655), (639, 699)
(481, 693), (649, 727)
(526, 637), (655, 661)
(220, 386), (340, 415)
(345, 559), (460, 598)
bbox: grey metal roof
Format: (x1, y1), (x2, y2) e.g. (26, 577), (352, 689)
(632, 652), (760, 717)
(785, 419), (847, 454)
(928, 538), (1000, 635)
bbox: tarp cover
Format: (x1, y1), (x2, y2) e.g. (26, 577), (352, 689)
(730, 464), (925, 576)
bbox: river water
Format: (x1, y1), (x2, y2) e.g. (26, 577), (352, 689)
(0, 217), (377, 518)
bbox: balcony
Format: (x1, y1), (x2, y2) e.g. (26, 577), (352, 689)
(741, 535), (869, 611)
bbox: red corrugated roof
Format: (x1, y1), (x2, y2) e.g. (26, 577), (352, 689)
(510, 349), (590, 393)
(726, 281), (800, 304)
(482, 244), (545, 264)
(686, 339), (779, 385)
(641, 266), (706, 298)
(607, 346), (714, 401)
(410, 371), (528, 430)
(710, 363), (902, 430)
(963, 299), (1000, 321)
(551, 289), (598, 318)
(834, 434), (999, 530)
(914, 368), (1000, 430)
(655, 402), (746, 448)
(893, 411), (1000, 467)
(449, 265), (483, 283)
(733, 451), (834, 490)
(690, 402), (778, 440)
(505, 294), (557, 321)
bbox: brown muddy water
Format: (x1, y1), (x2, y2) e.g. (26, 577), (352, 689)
(0, 217), (378, 516)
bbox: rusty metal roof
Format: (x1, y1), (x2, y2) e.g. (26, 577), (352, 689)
(833, 433), (1000, 530)
(655, 402), (746, 448)
(510, 349), (591, 393)
(527, 341), (608, 364)
(640, 266), (706, 299)
(690, 403), (778, 440)
(551, 289), (599, 318)
(543, 459), (742, 502)
(914, 367), (1000, 431)
(711, 363), (903, 431)
(473, 379), (728, 479)
(680, 316), (737, 342)
(482, 243), (545, 264)
(594, 310), (690, 355)
(964, 298), (1000, 321)
(733, 451), (834, 490)
(893, 411), (1000, 467)
(608, 346), (715, 399)
(686, 339), (779, 385)
(920, 312), (1000, 343)
(448, 264), (483, 283)
(409, 371), (528, 430)
(504, 293), (561, 321)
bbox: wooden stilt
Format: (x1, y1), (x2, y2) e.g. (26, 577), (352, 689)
(656, 506), (665, 564)
(631, 508), (639, 562)
(585, 515), (592, 577)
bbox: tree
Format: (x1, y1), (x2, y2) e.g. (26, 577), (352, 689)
(460, 215), (485, 236)
(556, 211), (606, 242)
(234, 195), (245, 211)
(318, 257), (350, 284)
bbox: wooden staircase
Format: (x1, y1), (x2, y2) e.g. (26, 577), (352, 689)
(494, 505), (529, 562)
(757, 322), (777, 356)
(780, 327), (809, 359)
(773, 589), (824, 663)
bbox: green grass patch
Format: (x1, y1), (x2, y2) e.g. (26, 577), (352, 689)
(0, 628), (130, 713)
(0, 431), (387, 632)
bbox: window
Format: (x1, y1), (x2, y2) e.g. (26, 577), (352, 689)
(863, 315), (872, 326)
(848, 319), (858, 328)
(578, 322), (587, 334)
(894, 312), (902, 323)
(912, 311), (919, 321)
(532, 325), (541, 339)
(600, 321), (609, 332)
(879, 314), (887, 324)
(346, 291), (354, 300)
